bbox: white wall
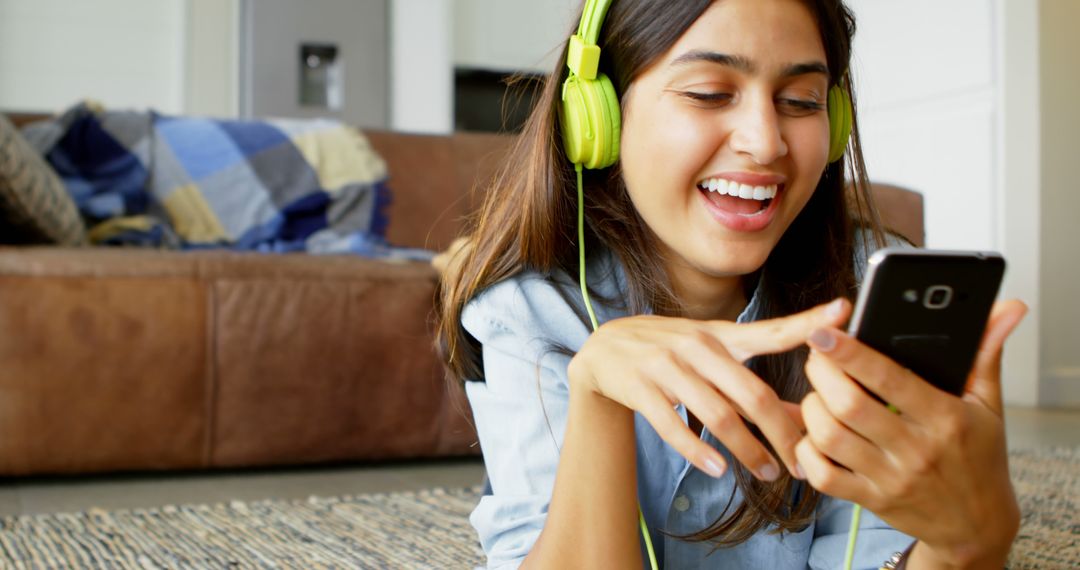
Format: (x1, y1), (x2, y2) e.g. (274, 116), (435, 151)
(391, 0), (453, 133)
(847, 0), (1050, 406)
(185, 0), (238, 118)
(1039, 0), (1080, 405)
(997, 0), (1043, 407)
(848, 0), (997, 250)
(0, 0), (186, 114)
(454, 0), (576, 73)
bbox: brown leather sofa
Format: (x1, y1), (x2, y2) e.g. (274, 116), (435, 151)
(0, 115), (508, 476)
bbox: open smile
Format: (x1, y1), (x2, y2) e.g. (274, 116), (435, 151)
(696, 175), (785, 232)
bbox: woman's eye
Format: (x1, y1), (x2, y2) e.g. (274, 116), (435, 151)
(681, 91), (733, 106)
(777, 98), (826, 116)
(679, 92), (826, 116)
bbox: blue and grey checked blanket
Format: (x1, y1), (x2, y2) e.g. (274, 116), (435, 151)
(23, 102), (433, 261)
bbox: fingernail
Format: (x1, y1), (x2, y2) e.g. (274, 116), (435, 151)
(826, 298), (846, 319)
(795, 463), (807, 480)
(809, 328), (836, 352)
(758, 463), (779, 482)
(703, 458), (726, 478)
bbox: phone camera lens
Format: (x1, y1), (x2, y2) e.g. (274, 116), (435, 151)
(924, 285), (953, 309)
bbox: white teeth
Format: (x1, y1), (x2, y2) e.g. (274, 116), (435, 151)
(698, 178), (778, 201)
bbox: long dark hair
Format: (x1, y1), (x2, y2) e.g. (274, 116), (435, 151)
(438, 0), (883, 548)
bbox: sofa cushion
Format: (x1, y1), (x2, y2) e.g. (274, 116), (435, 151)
(0, 115), (86, 245)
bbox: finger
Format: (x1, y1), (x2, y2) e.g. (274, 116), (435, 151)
(807, 327), (954, 425)
(712, 298), (851, 362)
(657, 346), (788, 480)
(712, 389), (804, 434)
(676, 332), (804, 479)
(680, 389), (785, 482)
(964, 300), (1028, 414)
(781, 401), (806, 433)
(637, 386), (728, 479)
(801, 392), (892, 481)
(795, 437), (877, 506)
(803, 350), (910, 448)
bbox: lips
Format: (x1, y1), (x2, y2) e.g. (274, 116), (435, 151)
(696, 179), (785, 232)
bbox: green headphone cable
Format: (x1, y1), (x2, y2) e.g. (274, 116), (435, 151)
(576, 163), (659, 570)
(576, 164), (601, 333)
(843, 403), (898, 570)
(844, 504), (863, 570)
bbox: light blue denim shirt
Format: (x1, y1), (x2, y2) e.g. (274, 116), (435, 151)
(461, 244), (914, 569)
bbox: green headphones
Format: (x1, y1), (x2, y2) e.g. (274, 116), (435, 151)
(559, 0), (854, 170)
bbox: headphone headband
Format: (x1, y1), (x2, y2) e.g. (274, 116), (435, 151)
(566, 0), (613, 80)
(577, 0), (613, 44)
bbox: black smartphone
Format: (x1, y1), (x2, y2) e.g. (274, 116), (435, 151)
(847, 247), (1006, 397)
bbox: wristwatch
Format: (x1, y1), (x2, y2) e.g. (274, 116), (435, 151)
(880, 551), (905, 569)
(880, 542), (916, 570)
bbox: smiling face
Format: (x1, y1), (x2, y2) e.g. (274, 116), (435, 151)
(618, 0), (832, 315)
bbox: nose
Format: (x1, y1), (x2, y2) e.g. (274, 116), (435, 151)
(727, 95), (789, 165)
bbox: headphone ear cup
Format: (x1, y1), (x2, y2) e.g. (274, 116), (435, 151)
(560, 74), (622, 169)
(594, 73), (621, 168)
(827, 85), (853, 163)
(561, 76), (590, 166)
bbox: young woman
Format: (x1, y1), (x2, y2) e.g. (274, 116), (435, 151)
(438, 0), (1027, 568)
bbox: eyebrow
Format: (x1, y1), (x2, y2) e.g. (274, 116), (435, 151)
(670, 50), (830, 79)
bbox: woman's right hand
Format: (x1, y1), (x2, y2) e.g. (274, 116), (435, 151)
(567, 298), (851, 482)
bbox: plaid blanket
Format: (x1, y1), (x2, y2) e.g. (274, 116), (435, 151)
(22, 102), (432, 261)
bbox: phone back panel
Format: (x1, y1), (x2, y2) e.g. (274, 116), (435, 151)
(849, 249), (1006, 396)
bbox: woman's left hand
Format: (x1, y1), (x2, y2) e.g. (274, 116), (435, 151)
(795, 299), (1028, 569)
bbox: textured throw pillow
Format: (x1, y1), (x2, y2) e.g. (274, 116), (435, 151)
(0, 115), (86, 245)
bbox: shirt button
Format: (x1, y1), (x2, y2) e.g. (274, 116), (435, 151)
(673, 495), (691, 512)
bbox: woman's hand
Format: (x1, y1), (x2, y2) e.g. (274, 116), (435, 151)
(568, 299), (850, 483)
(795, 299), (1028, 569)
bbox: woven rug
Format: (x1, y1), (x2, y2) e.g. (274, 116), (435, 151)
(0, 447), (1076, 569)
(1007, 446), (1080, 569)
(0, 487), (485, 569)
